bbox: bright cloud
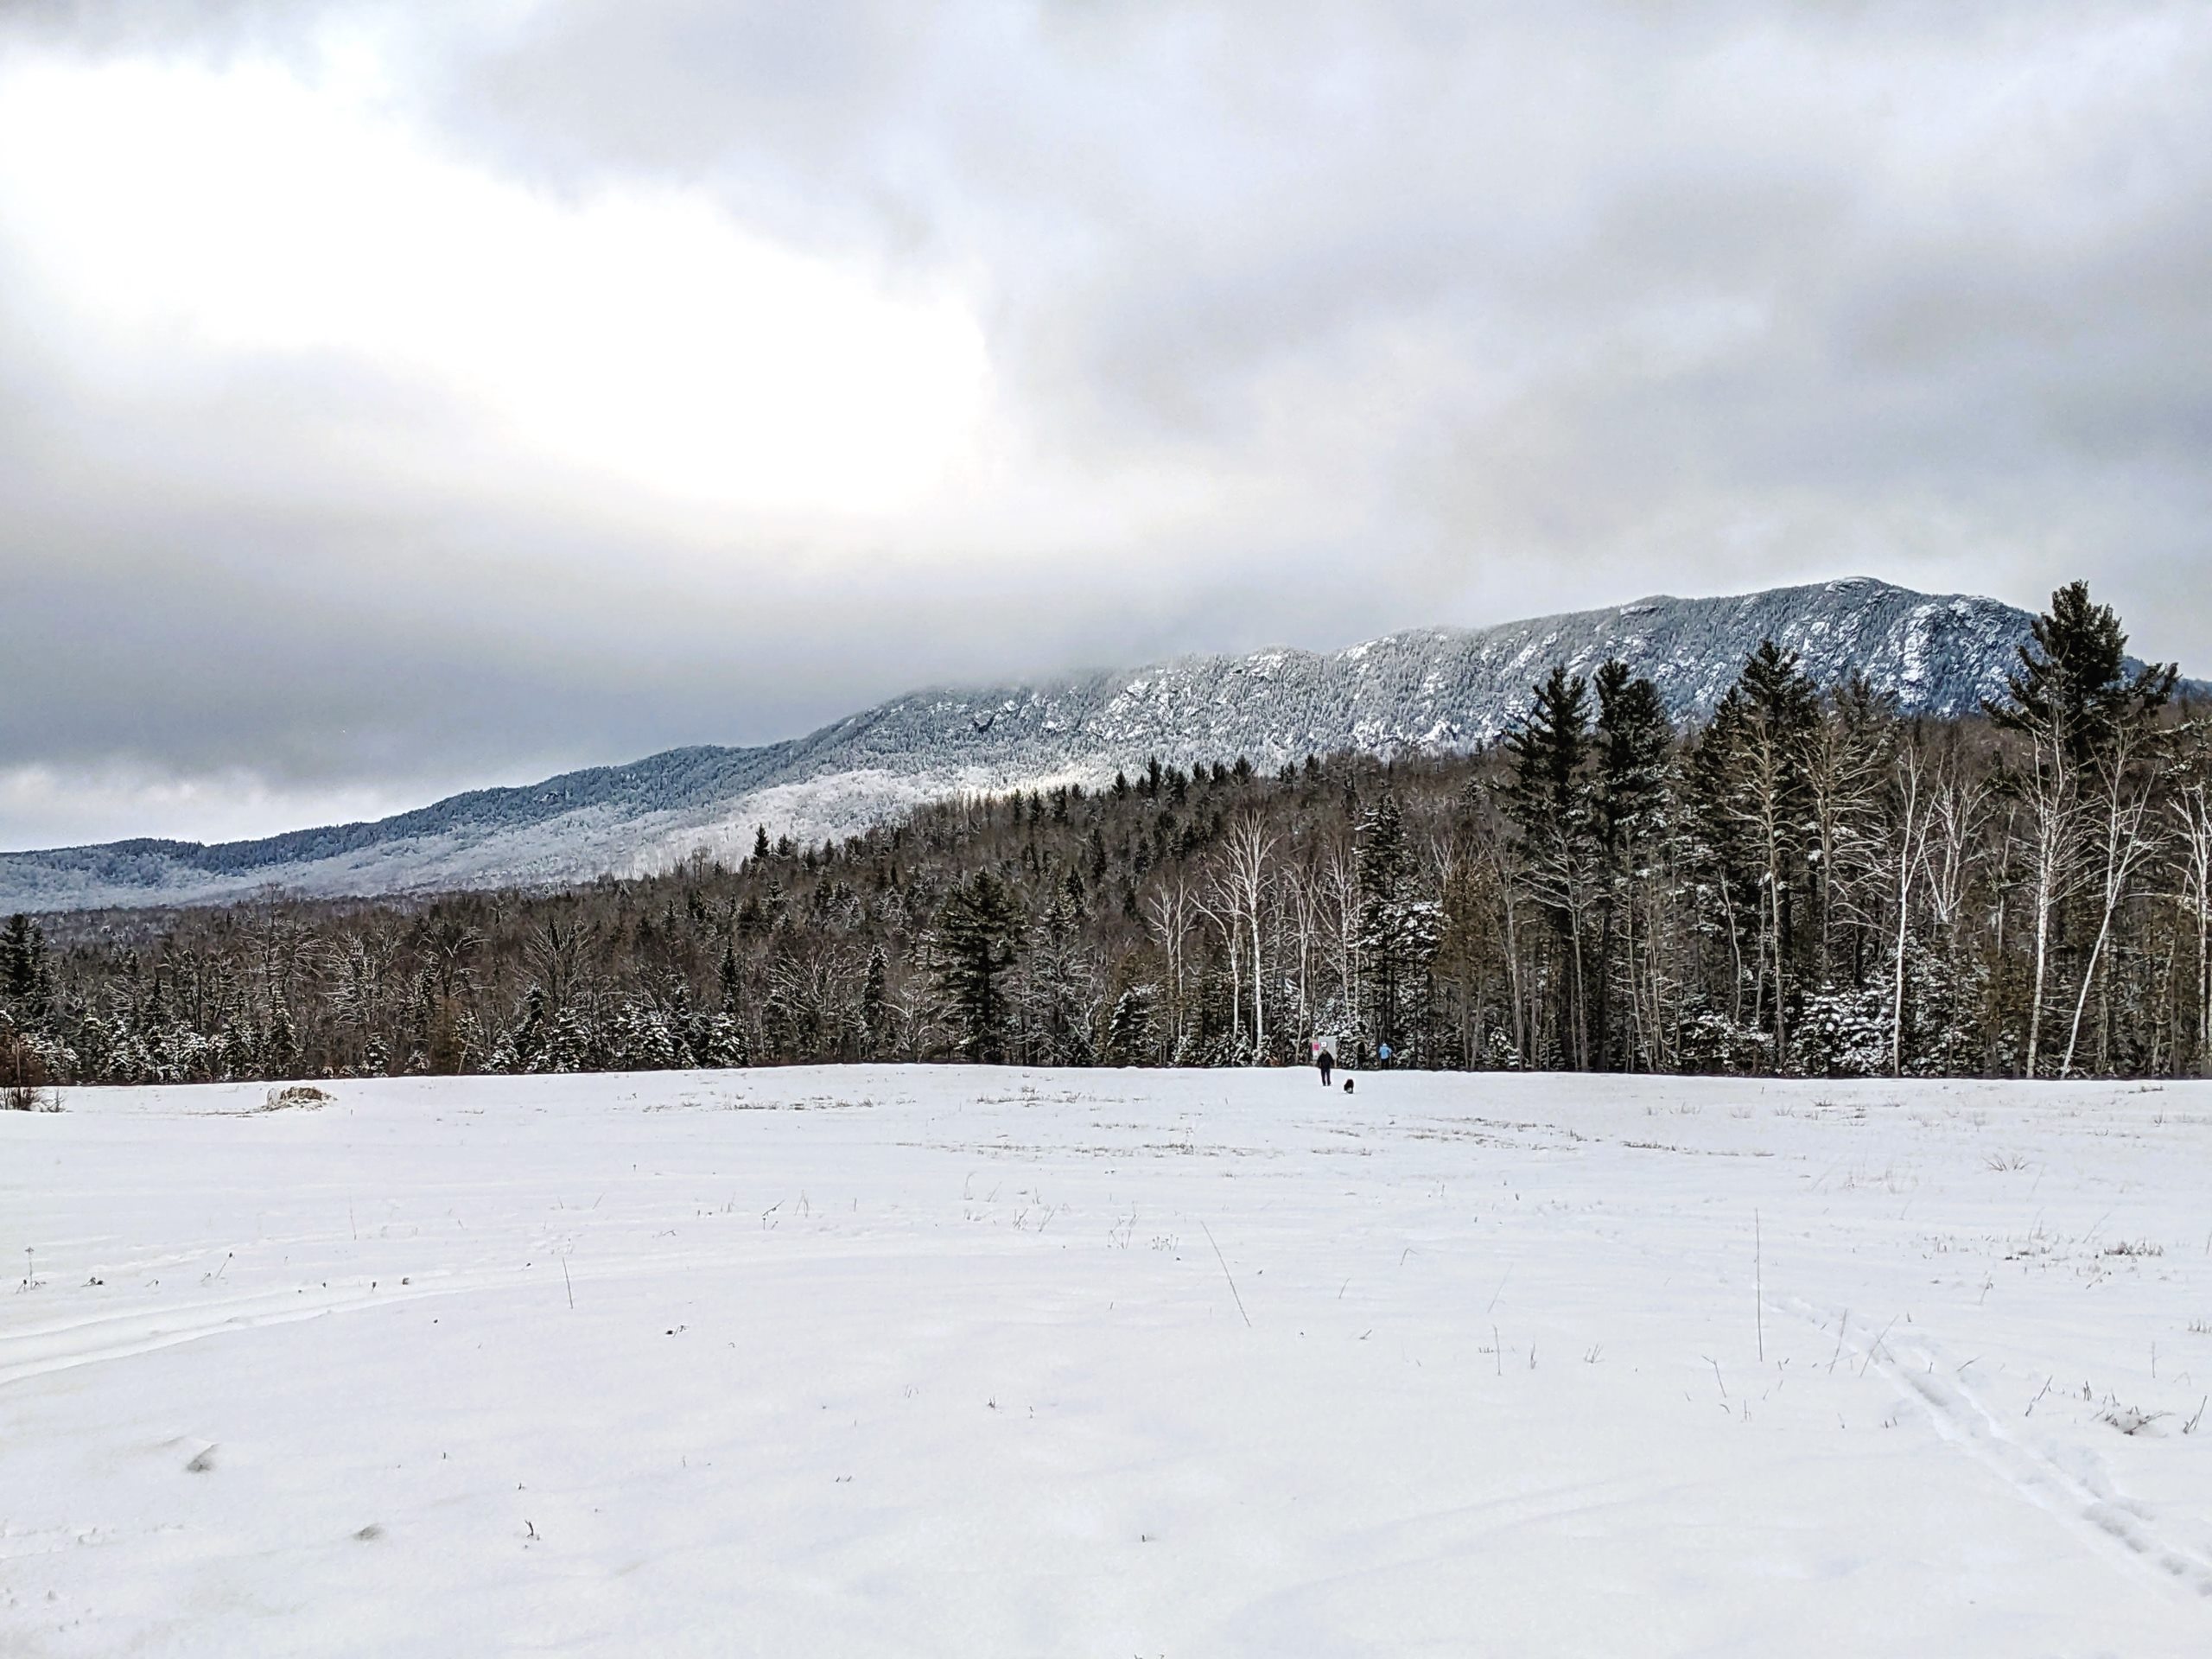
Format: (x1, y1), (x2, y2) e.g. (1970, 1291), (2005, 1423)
(0, 48), (989, 516)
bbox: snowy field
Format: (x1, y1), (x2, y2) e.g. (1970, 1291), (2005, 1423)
(6, 1068), (2212, 1656)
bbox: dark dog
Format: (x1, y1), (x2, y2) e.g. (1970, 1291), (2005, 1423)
(1343, 1077), (1355, 1094)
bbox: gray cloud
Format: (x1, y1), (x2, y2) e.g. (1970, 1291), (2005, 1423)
(2, 1), (2208, 848)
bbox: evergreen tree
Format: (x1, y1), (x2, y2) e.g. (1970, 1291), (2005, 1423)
(1592, 660), (1673, 1068)
(1104, 984), (1156, 1065)
(860, 944), (889, 1059)
(694, 1010), (749, 1069)
(931, 872), (1023, 1062)
(507, 985), (550, 1071)
(1023, 889), (1096, 1065)
(1683, 642), (1821, 1067)
(718, 937), (743, 1012)
(1357, 791), (1421, 1053)
(1594, 664), (1672, 846)
(262, 1000), (300, 1078)
(1502, 665), (1599, 1066)
(1988, 581), (2177, 773)
(543, 1002), (595, 1073)
(0, 913), (51, 1022)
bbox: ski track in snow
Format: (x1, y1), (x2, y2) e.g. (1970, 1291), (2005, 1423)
(1785, 1294), (2212, 1599)
(7, 1068), (2212, 1656)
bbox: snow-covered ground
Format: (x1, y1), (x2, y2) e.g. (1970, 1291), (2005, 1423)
(6, 1069), (2212, 1656)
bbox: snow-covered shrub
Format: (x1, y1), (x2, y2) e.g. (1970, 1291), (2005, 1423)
(1789, 984), (1892, 1077)
(1675, 1007), (1774, 1076)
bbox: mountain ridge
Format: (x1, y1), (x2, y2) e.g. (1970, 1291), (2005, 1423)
(5, 577), (2195, 913)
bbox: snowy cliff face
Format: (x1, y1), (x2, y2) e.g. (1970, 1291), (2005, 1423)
(0, 578), (2190, 912)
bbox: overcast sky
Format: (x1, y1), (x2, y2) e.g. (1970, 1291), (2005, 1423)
(2, 1), (2208, 850)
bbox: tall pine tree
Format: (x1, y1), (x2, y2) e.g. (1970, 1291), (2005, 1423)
(1502, 666), (1598, 1067)
(931, 872), (1024, 1063)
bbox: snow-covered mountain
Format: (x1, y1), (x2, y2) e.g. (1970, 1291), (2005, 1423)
(3, 577), (2190, 912)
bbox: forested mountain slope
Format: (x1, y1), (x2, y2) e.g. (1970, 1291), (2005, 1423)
(3, 577), (2190, 912)
(3, 577), (2204, 1085)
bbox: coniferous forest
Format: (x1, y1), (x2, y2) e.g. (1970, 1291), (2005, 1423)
(7, 583), (2210, 1090)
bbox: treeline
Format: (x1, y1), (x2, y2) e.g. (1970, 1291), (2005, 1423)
(5, 582), (2209, 1089)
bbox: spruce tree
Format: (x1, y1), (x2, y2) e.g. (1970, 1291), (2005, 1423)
(1736, 642), (1820, 1063)
(931, 872), (1023, 1063)
(860, 945), (888, 1059)
(719, 938), (743, 1013)
(1503, 666), (1599, 1065)
(0, 914), (50, 1023)
(1592, 660), (1672, 1068)
(1988, 580), (2177, 774)
(1024, 890), (1095, 1065)
(262, 1000), (300, 1079)
(508, 985), (550, 1071)
(1593, 663), (1671, 843)
(1357, 790), (1416, 1054)
(1683, 641), (1820, 1068)
(1104, 985), (1155, 1065)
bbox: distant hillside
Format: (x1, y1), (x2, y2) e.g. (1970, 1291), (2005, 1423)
(2, 577), (2190, 912)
